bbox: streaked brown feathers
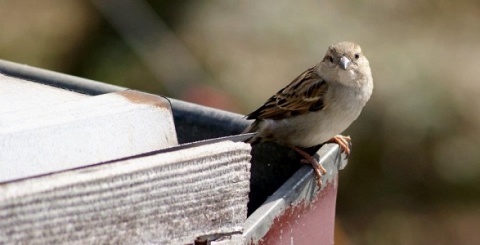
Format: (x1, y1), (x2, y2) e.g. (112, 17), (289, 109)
(246, 67), (328, 120)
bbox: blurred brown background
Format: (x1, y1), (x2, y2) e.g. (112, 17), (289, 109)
(1, 0), (479, 244)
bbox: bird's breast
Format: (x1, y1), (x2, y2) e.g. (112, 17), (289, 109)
(262, 87), (367, 148)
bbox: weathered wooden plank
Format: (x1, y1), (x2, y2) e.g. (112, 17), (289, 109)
(0, 141), (251, 245)
(0, 88), (177, 183)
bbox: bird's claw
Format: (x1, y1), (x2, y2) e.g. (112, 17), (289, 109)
(327, 135), (352, 159)
(293, 146), (326, 188)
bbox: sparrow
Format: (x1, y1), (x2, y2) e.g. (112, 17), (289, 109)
(243, 41), (373, 187)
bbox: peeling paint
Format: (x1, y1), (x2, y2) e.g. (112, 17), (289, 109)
(255, 179), (338, 245)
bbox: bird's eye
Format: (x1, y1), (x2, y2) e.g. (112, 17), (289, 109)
(354, 53), (360, 59)
(328, 56), (334, 62)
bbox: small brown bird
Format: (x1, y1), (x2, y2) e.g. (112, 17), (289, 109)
(243, 41), (373, 186)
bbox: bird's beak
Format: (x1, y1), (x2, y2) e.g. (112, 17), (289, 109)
(339, 56), (351, 70)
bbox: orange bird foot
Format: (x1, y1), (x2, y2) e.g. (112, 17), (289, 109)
(292, 146), (326, 187)
(327, 135), (352, 158)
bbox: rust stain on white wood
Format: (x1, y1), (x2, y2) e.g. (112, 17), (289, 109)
(118, 90), (171, 109)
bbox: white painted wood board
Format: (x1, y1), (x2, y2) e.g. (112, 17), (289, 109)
(0, 73), (87, 114)
(0, 83), (178, 182)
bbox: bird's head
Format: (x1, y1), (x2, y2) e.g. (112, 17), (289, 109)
(318, 41), (371, 87)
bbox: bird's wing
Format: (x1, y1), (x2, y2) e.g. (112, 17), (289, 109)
(246, 67), (328, 120)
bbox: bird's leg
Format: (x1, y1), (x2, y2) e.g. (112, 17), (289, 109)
(326, 135), (352, 157)
(291, 146), (326, 187)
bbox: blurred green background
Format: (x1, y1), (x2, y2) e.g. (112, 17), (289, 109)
(1, 0), (479, 244)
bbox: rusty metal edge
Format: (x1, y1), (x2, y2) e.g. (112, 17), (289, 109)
(242, 144), (347, 244)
